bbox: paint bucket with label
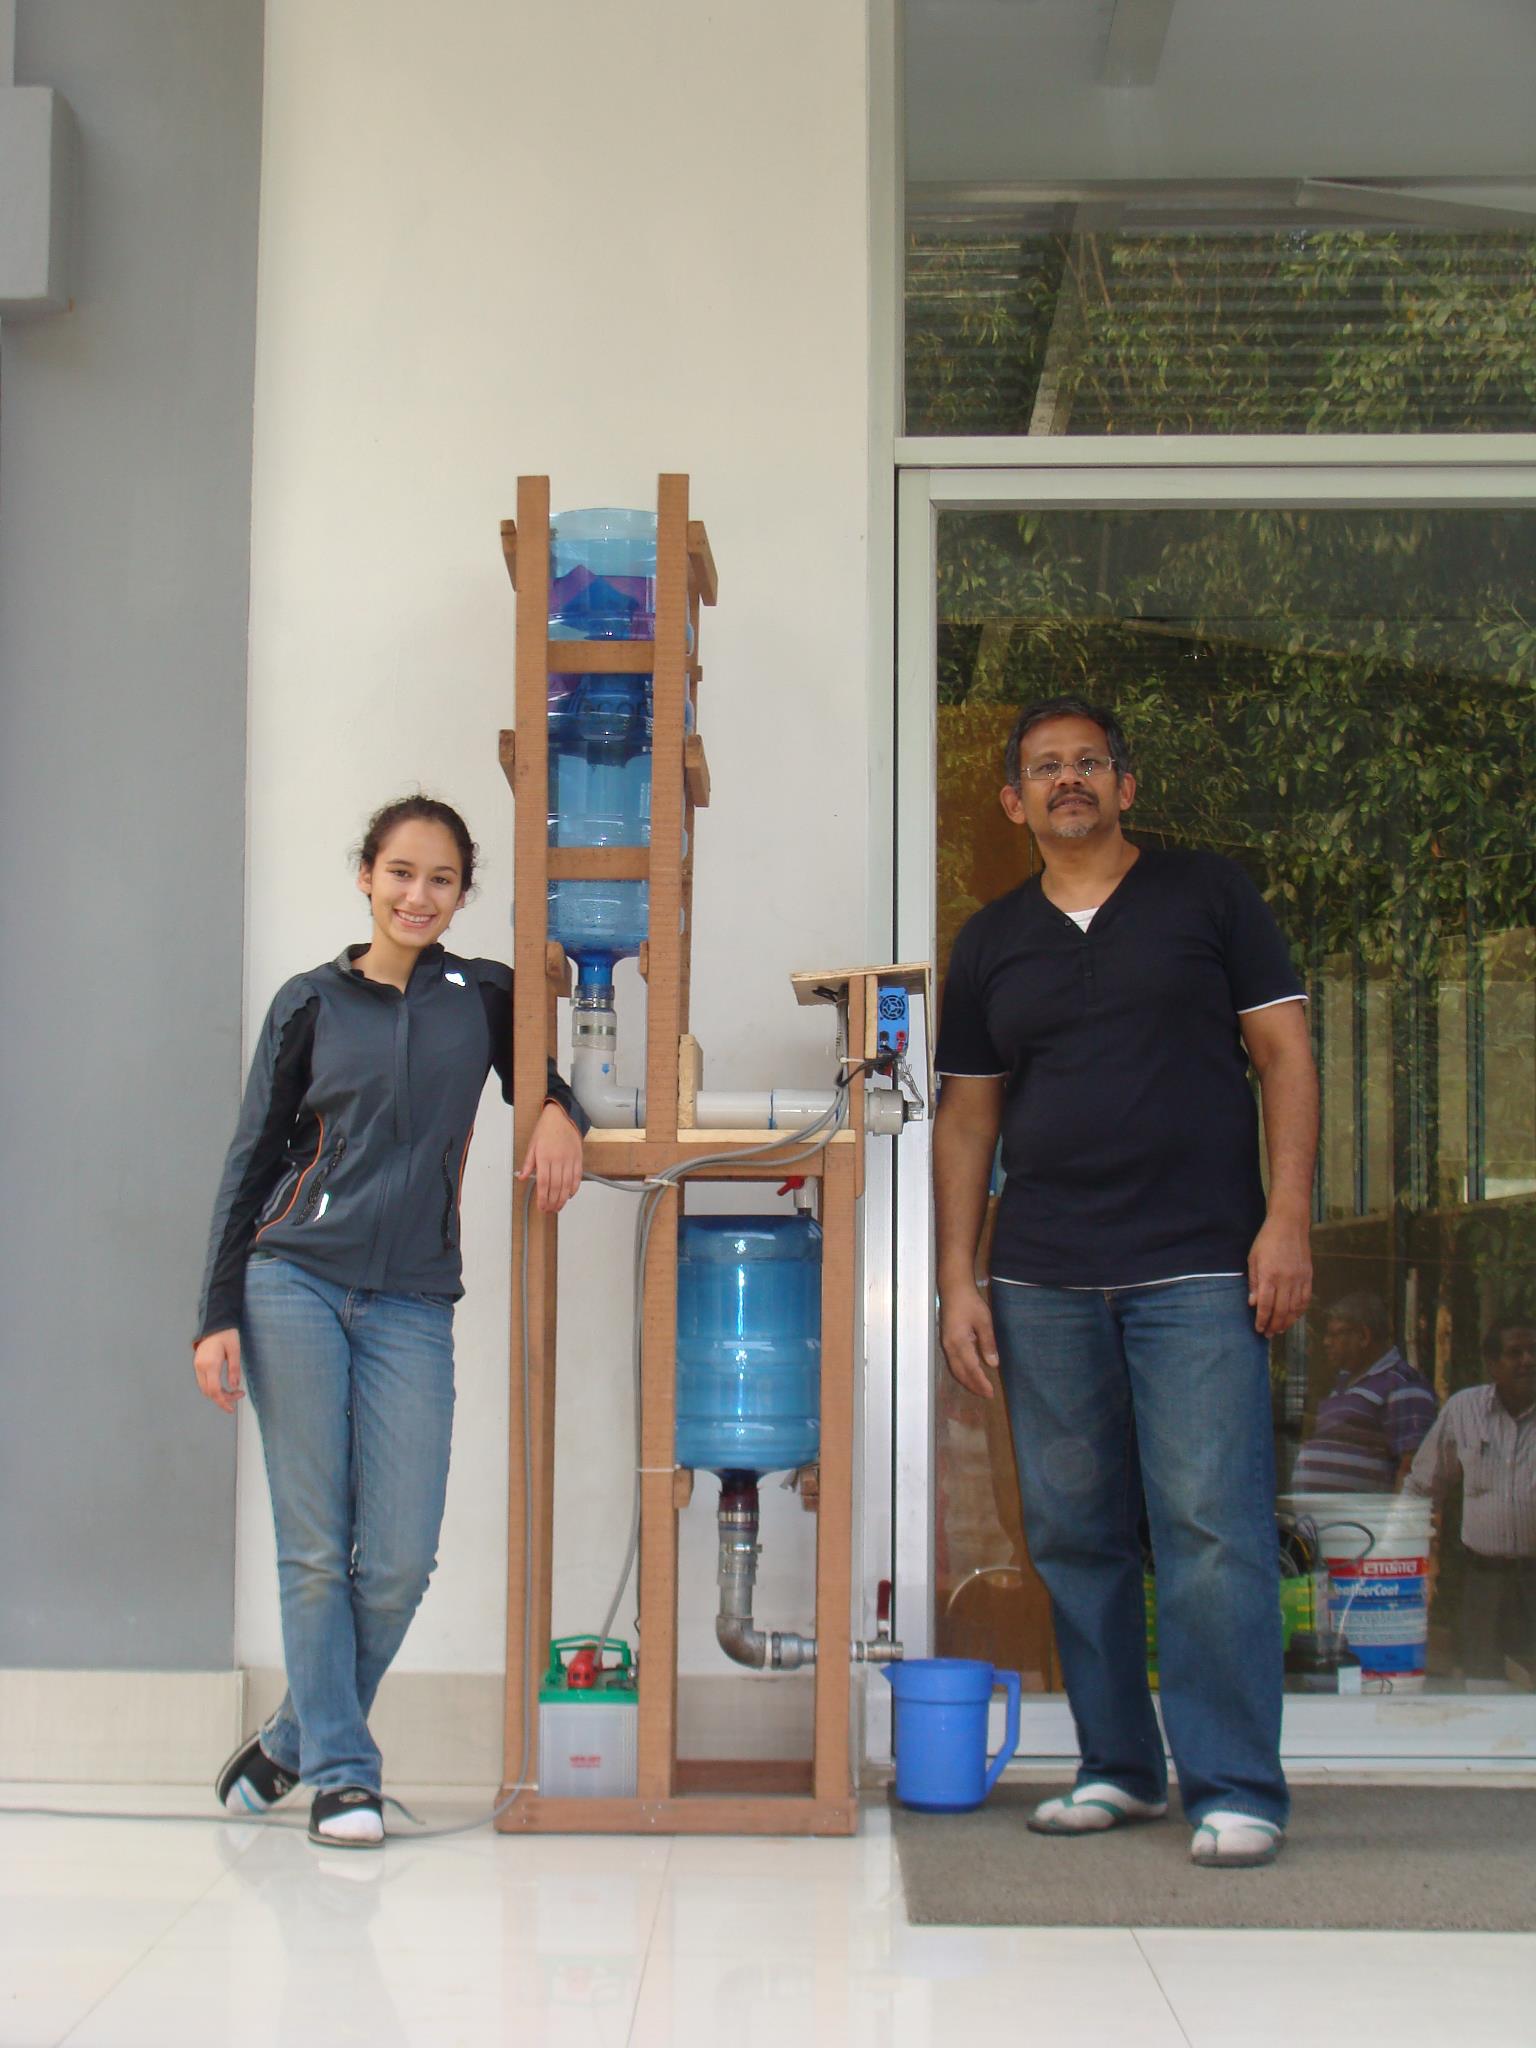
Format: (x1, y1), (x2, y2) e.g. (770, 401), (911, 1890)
(1280, 1493), (1433, 1692)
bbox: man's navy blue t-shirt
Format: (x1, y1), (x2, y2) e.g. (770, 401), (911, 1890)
(936, 845), (1304, 1288)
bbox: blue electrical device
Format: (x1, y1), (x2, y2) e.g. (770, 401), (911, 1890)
(876, 982), (909, 1061)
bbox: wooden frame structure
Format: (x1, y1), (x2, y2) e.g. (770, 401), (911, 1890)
(496, 474), (876, 1834)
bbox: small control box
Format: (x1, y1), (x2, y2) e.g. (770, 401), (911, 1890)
(876, 983), (909, 1062)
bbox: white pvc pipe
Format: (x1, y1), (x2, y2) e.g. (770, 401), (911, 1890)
(570, 1038), (642, 1128)
(693, 1088), (835, 1130)
(568, 998), (907, 1135)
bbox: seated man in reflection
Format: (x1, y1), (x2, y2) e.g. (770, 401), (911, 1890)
(1290, 1292), (1438, 1494)
(1405, 1318), (1536, 1692)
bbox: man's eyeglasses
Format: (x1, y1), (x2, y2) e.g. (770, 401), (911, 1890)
(1019, 754), (1118, 784)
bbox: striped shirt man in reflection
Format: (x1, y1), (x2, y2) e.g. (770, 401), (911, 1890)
(1406, 1319), (1536, 1690)
(1290, 1293), (1438, 1494)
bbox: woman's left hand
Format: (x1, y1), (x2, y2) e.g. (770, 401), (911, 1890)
(518, 1101), (585, 1213)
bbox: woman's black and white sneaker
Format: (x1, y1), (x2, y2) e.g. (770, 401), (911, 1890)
(309, 1786), (385, 1848)
(216, 1734), (299, 1816)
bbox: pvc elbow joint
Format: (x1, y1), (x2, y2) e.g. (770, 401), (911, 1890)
(570, 1007), (642, 1127)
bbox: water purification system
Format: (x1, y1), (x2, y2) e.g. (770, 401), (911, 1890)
(501, 474), (928, 1836)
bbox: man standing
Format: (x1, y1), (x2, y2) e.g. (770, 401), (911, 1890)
(1291, 1292), (1438, 1494)
(935, 695), (1318, 1870)
(1405, 1319), (1536, 1691)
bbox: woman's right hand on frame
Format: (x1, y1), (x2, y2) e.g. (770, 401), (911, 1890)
(193, 1329), (244, 1413)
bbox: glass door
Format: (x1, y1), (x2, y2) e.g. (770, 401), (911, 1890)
(894, 452), (1536, 1760)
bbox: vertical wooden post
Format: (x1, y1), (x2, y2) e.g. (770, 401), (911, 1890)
(679, 575), (702, 1040)
(644, 474), (690, 1141)
(812, 1136), (857, 1806)
(504, 475), (556, 1792)
(636, 1184), (681, 1798)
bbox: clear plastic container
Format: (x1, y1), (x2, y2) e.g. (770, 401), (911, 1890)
(675, 1215), (822, 1477)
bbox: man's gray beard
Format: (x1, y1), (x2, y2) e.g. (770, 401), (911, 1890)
(1048, 812), (1098, 840)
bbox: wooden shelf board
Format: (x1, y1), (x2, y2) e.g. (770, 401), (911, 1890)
(791, 962), (930, 1008)
(493, 1790), (855, 1836)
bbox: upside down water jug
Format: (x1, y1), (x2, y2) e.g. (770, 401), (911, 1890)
(546, 508), (655, 988)
(674, 1215), (822, 1477)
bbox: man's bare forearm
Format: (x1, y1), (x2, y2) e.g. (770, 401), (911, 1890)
(934, 1081), (1003, 1293)
(1257, 1043), (1319, 1222)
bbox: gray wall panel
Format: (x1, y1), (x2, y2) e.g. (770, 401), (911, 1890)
(0, 1), (263, 1668)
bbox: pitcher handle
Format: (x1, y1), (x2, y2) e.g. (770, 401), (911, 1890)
(982, 1667), (1022, 1797)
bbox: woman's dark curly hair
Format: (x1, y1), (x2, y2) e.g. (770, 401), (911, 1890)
(355, 795), (478, 894)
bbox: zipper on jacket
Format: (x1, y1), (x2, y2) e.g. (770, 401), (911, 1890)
(298, 1134), (348, 1223)
(256, 1164), (300, 1228)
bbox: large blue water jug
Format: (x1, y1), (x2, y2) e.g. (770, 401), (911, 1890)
(675, 1215), (821, 1477)
(547, 509), (655, 982)
(884, 1659), (1022, 1813)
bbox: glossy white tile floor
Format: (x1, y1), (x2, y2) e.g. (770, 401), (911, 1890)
(3, 1784), (1534, 2047)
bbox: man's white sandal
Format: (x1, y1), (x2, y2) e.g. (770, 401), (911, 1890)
(1190, 1810), (1285, 1868)
(1028, 1783), (1169, 1834)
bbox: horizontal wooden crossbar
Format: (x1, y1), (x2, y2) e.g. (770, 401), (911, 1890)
(581, 1133), (856, 1181)
(546, 847), (652, 881)
(547, 639), (657, 673)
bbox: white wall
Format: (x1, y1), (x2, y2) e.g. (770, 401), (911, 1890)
(240, 0), (881, 1705)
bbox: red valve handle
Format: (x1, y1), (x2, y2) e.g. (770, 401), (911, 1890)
(777, 1176), (806, 1197)
(566, 1648), (600, 1689)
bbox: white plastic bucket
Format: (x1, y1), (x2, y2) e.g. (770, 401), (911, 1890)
(1280, 1493), (1434, 1693)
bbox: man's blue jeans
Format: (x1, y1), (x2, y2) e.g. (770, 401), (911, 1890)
(991, 1275), (1288, 1828)
(240, 1253), (456, 1793)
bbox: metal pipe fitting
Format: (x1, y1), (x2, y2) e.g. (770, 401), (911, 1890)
(714, 1476), (818, 1672)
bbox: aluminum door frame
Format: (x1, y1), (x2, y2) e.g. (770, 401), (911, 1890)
(889, 438), (1536, 1765)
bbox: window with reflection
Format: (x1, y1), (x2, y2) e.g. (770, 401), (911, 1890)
(933, 506), (1536, 1698)
(907, 192), (1536, 436)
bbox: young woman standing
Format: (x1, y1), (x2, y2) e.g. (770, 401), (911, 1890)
(192, 797), (586, 1845)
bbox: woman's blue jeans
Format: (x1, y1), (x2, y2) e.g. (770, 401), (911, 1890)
(240, 1253), (456, 1793)
(991, 1275), (1288, 1828)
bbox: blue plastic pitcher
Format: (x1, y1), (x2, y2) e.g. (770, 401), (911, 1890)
(885, 1658), (1022, 1812)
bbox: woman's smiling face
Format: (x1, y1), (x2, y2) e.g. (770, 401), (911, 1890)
(357, 818), (466, 953)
